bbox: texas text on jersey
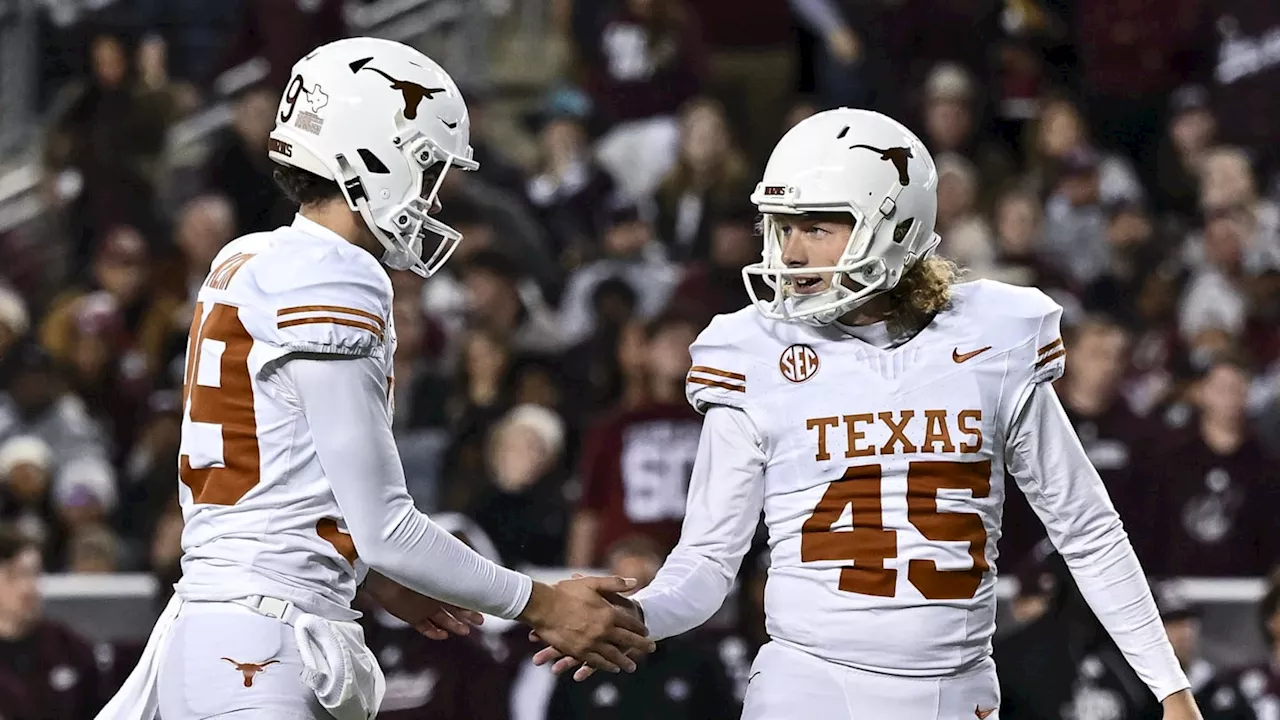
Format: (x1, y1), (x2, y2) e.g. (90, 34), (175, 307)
(681, 279), (1060, 674)
(617, 109), (1194, 720)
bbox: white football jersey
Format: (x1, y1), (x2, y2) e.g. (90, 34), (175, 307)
(685, 280), (1065, 675)
(174, 215), (395, 621)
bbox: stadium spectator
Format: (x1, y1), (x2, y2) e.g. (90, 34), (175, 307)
(1154, 85), (1217, 223)
(44, 33), (170, 267)
(568, 311), (701, 566)
(1027, 97), (1143, 206)
(558, 201), (679, 345)
(934, 153), (996, 274)
(1082, 201), (1165, 329)
(977, 185), (1071, 295)
(173, 194), (237, 306)
(587, 0), (708, 201)
(670, 204), (759, 321)
(1203, 0), (1280, 188)
(1142, 354), (1279, 576)
(0, 436), (58, 561)
(462, 250), (566, 355)
(1041, 146), (1111, 287)
(523, 86), (616, 264)
(918, 62), (1016, 208)
(471, 404), (571, 568)
(204, 83), (292, 236)
(40, 226), (182, 392)
(0, 344), (108, 470)
(654, 97), (753, 261)
(0, 527), (103, 718)
(686, 0), (795, 167)
(1192, 147), (1280, 275)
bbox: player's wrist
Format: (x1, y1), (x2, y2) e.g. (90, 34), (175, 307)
(517, 580), (556, 626)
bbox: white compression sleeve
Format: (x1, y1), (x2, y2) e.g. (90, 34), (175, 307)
(1006, 382), (1189, 701)
(631, 405), (766, 640)
(283, 356), (532, 619)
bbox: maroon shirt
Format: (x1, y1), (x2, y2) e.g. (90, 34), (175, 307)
(579, 401), (704, 563)
(359, 611), (508, 720)
(585, 9), (708, 125)
(1140, 426), (1279, 577)
(0, 620), (103, 720)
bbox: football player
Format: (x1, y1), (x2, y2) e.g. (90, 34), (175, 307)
(533, 109), (1202, 720)
(99, 38), (652, 720)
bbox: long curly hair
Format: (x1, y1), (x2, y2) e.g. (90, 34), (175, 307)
(883, 255), (962, 335)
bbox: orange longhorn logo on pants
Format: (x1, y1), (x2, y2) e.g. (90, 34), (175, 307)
(222, 658), (281, 687)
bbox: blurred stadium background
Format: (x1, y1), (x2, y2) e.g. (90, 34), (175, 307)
(0, 0), (1278, 718)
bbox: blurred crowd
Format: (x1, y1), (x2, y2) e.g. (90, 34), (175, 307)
(1, 0), (1280, 717)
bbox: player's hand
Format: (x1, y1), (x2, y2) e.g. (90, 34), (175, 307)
(518, 575), (655, 674)
(1161, 689), (1204, 720)
(529, 578), (645, 682)
(362, 572), (484, 640)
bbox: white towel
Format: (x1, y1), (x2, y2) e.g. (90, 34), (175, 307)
(294, 612), (386, 720)
(95, 595), (184, 720)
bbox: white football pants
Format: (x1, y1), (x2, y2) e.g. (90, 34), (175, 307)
(742, 642), (1001, 720)
(157, 602), (332, 719)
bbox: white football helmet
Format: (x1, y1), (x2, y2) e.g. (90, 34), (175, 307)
(268, 37), (478, 277)
(744, 108), (941, 325)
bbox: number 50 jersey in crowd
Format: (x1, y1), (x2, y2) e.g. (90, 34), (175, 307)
(685, 280), (1065, 676)
(175, 215), (396, 621)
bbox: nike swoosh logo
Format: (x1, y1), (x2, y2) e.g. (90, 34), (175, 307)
(952, 346), (992, 364)
(440, 118), (458, 129)
(975, 705), (996, 719)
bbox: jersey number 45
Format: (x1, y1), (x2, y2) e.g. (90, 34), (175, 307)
(801, 460), (991, 600)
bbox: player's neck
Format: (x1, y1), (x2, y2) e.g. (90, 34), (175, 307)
(837, 293), (892, 326)
(300, 203), (380, 256)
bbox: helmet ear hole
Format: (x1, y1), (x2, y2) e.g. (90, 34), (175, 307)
(892, 219), (915, 244)
(358, 149), (391, 175)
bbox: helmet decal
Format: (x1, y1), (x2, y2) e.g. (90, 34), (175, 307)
(847, 144), (914, 186)
(279, 74), (329, 135)
(348, 57), (446, 120)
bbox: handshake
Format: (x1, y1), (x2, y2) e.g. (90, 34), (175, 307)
(518, 574), (654, 676)
(365, 571), (655, 677)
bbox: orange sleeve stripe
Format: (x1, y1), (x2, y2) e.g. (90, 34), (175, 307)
(277, 316), (384, 341)
(688, 376), (746, 393)
(278, 305), (385, 330)
(689, 365), (746, 382)
(1035, 348), (1066, 369)
(1037, 338), (1063, 355)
